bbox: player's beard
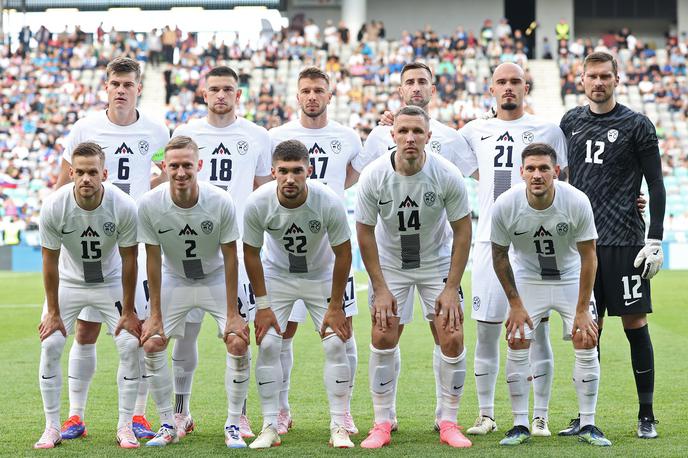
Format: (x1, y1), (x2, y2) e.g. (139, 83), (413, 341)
(209, 103), (232, 115)
(406, 96), (430, 109)
(500, 101), (518, 110)
(302, 105), (327, 118)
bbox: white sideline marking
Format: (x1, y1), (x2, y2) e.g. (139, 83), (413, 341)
(0, 303), (41, 309)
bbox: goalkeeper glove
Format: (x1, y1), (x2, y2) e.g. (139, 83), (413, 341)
(633, 239), (663, 280)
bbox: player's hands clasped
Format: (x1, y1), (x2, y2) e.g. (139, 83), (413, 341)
(38, 312), (67, 341)
(254, 308), (281, 345)
(572, 310), (598, 347)
(224, 316), (250, 346)
(505, 303), (533, 345)
(141, 314), (166, 345)
(321, 306), (351, 341)
(371, 287), (397, 331)
(115, 311), (141, 340)
(634, 239), (663, 279)
(435, 286), (463, 332)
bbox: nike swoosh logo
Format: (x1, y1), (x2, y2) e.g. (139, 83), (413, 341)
(335, 380), (349, 384)
(481, 135), (492, 141)
(267, 226), (280, 231)
(158, 229), (173, 234)
(387, 146), (396, 150)
(123, 376), (138, 381)
(635, 368), (652, 375)
(506, 379), (517, 384)
(171, 357), (184, 362)
(378, 200), (393, 205)
(475, 373), (488, 377)
(380, 379), (393, 386)
(582, 378), (598, 383)
(41, 375), (56, 379)
(514, 231), (528, 236)
(68, 376), (78, 380)
(453, 385), (464, 390)
(258, 380), (275, 386)
(652, 250), (659, 255)
(61, 229), (76, 234)
(233, 378), (249, 384)
(533, 373), (546, 379)
(142, 374), (153, 379)
(198, 146), (206, 150)
(625, 299), (640, 306)
(571, 130), (583, 137)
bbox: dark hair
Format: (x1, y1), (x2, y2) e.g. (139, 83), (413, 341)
(106, 56), (141, 82)
(583, 51), (618, 76)
(72, 142), (105, 165)
(521, 142), (557, 164)
(205, 66), (239, 82)
(400, 61), (433, 81)
(165, 136), (199, 157)
(273, 140), (309, 164)
(396, 105), (430, 124)
(298, 66), (330, 86)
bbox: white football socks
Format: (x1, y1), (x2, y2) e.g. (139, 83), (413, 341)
(369, 345), (397, 425)
(278, 337), (293, 414)
(506, 347), (531, 428)
(225, 350), (251, 427)
(114, 331), (140, 429)
(474, 322), (501, 419)
(322, 334), (350, 428)
(530, 321), (554, 420)
(39, 332), (66, 429)
(144, 350), (174, 427)
(574, 348), (600, 428)
(345, 333), (358, 413)
(172, 321), (201, 417)
(256, 333), (283, 429)
(67, 341), (96, 420)
(438, 348), (467, 422)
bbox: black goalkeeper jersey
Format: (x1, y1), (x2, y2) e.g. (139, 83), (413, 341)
(560, 103), (661, 246)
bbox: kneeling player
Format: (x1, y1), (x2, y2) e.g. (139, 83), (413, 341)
(243, 140), (354, 449)
(35, 143), (141, 449)
(356, 106), (473, 449)
(491, 143), (610, 446)
(138, 136), (251, 448)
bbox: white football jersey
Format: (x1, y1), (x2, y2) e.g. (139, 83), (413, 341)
(172, 117), (271, 229)
(459, 113), (568, 242)
(356, 152), (471, 273)
(137, 181), (240, 280)
(360, 119), (471, 171)
(243, 180), (351, 281)
(269, 120), (363, 198)
(63, 110), (170, 200)
(491, 181), (597, 285)
(40, 182), (138, 288)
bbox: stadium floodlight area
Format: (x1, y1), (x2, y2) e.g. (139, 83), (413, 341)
(3, 0), (284, 12)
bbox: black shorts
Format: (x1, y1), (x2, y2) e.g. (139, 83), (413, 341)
(594, 246), (652, 317)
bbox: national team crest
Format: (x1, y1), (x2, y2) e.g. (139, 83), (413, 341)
(201, 220), (214, 234)
(308, 220), (321, 233)
(522, 131), (534, 144)
(330, 140), (342, 154)
(607, 129), (619, 143)
(237, 140), (249, 155)
(472, 296), (481, 311)
(556, 222), (569, 236)
(103, 222), (116, 236)
(138, 140), (149, 155)
(424, 192), (436, 206)
(430, 140), (441, 154)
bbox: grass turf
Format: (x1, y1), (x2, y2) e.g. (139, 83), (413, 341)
(1, 270), (687, 457)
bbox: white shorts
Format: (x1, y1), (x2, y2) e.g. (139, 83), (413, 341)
(161, 272), (232, 339)
(514, 281), (597, 341)
(470, 241), (510, 323)
(185, 263), (252, 324)
(265, 275), (334, 334)
(78, 244), (149, 323)
(41, 284), (123, 335)
(288, 273), (358, 323)
(369, 267), (464, 325)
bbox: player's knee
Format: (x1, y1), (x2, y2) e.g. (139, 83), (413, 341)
(258, 332), (282, 361)
(322, 333), (347, 363)
(225, 334), (248, 356)
(75, 319), (101, 344)
(114, 331), (140, 358)
(42, 332), (67, 359)
(621, 313), (647, 330)
(371, 325), (399, 349)
(143, 335), (167, 353)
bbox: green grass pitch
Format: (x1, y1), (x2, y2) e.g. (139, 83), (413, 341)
(1, 270), (687, 457)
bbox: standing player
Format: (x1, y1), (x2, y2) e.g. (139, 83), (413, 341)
(55, 57), (169, 440)
(360, 61), (471, 430)
(491, 143), (610, 446)
(243, 140), (354, 449)
(559, 51), (666, 439)
(356, 106), (473, 449)
(170, 65), (272, 439)
(35, 143), (142, 449)
(459, 62), (567, 437)
(138, 136), (249, 448)
(267, 67), (363, 435)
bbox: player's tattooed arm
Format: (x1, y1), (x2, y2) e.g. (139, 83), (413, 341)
(436, 215), (472, 330)
(322, 240), (352, 341)
(492, 242), (532, 344)
(39, 247), (66, 340)
(357, 222), (396, 330)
